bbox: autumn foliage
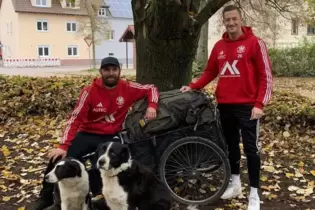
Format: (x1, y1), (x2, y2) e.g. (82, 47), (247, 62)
(0, 75), (314, 209)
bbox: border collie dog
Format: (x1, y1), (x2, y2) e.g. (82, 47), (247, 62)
(96, 141), (172, 210)
(45, 157), (90, 210)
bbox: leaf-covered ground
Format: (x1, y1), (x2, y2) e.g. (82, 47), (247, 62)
(0, 76), (314, 210)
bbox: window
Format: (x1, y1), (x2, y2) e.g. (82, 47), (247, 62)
(38, 46), (50, 57)
(291, 19), (298, 35)
(307, 24), (315, 35)
(66, 22), (77, 32)
(67, 45), (78, 56)
(65, 0), (76, 8)
(36, 0), (48, 7)
(37, 20), (48, 31)
(99, 7), (107, 17)
(6, 22), (12, 35)
(105, 30), (114, 40)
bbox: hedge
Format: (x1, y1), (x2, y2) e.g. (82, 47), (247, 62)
(193, 40), (315, 77)
(269, 41), (315, 77)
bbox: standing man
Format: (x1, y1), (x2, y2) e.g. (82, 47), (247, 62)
(27, 56), (159, 210)
(180, 5), (272, 210)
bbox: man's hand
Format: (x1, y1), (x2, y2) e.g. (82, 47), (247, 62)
(180, 86), (192, 93)
(48, 148), (66, 162)
(145, 107), (157, 120)
(251, 107), (264, 120)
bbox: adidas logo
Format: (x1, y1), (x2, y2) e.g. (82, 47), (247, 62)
(97, 102), (103, 107)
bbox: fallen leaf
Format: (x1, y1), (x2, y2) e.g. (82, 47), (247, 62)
(262, 165), (275, 173)
(260, 176), (268, 182)
(286, 173), (294, 178)
(298, 161), (304, 167)
(0, 184), (7, 192)
(2, 196), (10, 201)
(1, 145), (11, 157)
(283, 131), (290, 137)
(295, 170), (304, 178)
(288, 186), (299, 191)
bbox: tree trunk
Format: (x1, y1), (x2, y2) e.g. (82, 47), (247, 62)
(135, 26), (200, 91)
(195, 21), (209, 70)
(196, 0), (209, 70)
(131, 0), (229, 91)
(92, 29), (96, 69)
(84, 0), (98, 69)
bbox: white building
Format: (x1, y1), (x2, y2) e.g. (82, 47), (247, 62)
(207, 6), (315, 54)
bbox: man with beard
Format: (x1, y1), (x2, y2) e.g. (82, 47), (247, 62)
(27, 57), (159, 210)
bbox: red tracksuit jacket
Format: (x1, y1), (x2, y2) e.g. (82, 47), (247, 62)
(59, 78), (159, 151)
(189, 26), (272, 109)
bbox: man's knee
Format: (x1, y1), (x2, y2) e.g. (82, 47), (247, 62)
(244, 149), (260, 157)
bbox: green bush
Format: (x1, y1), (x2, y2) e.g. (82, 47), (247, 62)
(269, 40), (315, 77)
(193, 40), (315, 78)
(192, 61), (204, 78)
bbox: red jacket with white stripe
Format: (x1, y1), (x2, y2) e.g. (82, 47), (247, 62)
(189, 26), (273, 109)
(59, 78), (159, 151)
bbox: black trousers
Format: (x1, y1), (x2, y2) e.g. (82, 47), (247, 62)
(218, 104), (261, 188)
(40, 132), (117, 200)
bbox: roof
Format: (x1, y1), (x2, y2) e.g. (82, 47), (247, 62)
(11, 0), (88, 16)
(119, 25), (134, 42)
(106, 0), (132, 18)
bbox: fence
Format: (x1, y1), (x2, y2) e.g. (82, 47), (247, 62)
(3, 58), (61, 68)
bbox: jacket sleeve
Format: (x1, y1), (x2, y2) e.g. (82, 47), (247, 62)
(127, 82), (159, 110)
(189, 46), (219, 89)
(253, 39), (273, 109)
(59, 86), (90, 151)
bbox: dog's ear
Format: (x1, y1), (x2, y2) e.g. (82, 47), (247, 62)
(69, 160), (82, 177)
(95, 143), (107, 158)
(95, 143), (103, 157)
(120, 145), (130, 162)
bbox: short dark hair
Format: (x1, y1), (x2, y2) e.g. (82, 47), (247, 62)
(222, 5), (242, 17)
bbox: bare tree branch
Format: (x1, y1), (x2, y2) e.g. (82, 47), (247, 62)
(195, 0), (229, 27)
(224, 0), (307, 48)
(132, 0), (149, 22)
(72, 0), (110, 68)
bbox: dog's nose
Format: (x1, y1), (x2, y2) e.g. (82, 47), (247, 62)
(98, 158), (105, 166)
(44, 174), (49, 181)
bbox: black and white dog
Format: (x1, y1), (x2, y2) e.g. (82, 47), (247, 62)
(44, 157), (90, 210)
(96, 141), (172, 210)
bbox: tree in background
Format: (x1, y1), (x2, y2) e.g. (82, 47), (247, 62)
(235, 0), (306, 48)
(68, 0), (110, 68)
(131, 0), (308, 91)
(304, 0), (315, 24)
(131, 0), (230, 91)
(195, 0), (209, 71)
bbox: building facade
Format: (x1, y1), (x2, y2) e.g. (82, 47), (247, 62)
(95, 0), (134, 68)
(0, 0), (135, 68)
(207, 6), (315, 54)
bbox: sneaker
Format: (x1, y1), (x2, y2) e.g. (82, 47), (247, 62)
(220, 182), (242, 199)
(248, 195), (260, 210)
(25, 197), (53, 210)
(91, 194), (109, 210)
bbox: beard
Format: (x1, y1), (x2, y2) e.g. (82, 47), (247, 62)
(102, 75), (119, 87)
